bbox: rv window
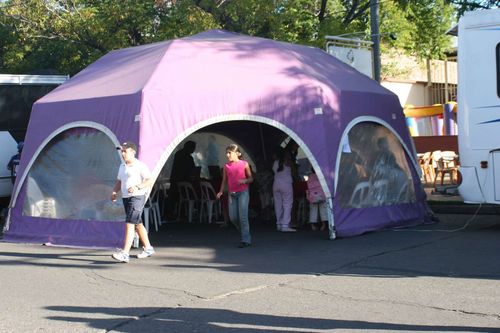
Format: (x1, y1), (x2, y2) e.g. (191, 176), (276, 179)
(0, 84), (59, 141)
(497, 43), (500, 98)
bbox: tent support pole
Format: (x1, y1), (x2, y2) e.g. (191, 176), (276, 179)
(327, 197), (336, 240)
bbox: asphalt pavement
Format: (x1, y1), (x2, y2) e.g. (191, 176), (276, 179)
(0, 212), (499, 333)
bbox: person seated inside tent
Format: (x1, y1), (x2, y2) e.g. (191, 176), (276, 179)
(369, 137), (409, 205)
(336, 142), (368, 206)
(171, 141), (197, 180)
(253, 158), (274, 221)
(166, 141), (197, 219)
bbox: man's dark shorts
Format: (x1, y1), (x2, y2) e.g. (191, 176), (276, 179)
(122, 195), (145, 224)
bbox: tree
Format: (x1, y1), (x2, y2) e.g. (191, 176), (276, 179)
(381, 0), (455, 60)
(0, 0), (219, 74)
(447, 0), (500, 17)
(0, 0), (493, 75)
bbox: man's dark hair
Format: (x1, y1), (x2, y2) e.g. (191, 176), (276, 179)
(184, 141), (196, 152)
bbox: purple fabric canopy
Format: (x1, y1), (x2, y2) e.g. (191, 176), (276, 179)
(4, 30), (428, 248)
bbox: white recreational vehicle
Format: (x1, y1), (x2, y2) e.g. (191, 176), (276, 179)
(0, 74), (68, 199)
(457, 9), (500, 203)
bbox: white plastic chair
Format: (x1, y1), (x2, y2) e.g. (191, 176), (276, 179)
(157, 181), (170, 218)
(434, 150), (458, 186)
(199, 181), (221, 223)
(348, 181), (370, 208)
(176, 181), (199, 223)
(143, 187), (161, 232)
(370, 179), (389, 205)
(296, 196), (308, 226)
(396, 178), (412, 203)
(31, 198), (56, 218)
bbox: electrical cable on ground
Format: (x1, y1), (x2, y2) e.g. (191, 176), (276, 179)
(392, 202), (483, 233)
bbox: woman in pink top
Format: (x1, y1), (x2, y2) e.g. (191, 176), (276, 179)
(217, 144), (253, 248)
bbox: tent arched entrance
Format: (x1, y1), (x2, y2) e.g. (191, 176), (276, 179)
(154, 115), (332, 198)
(152, 115), (335, 237)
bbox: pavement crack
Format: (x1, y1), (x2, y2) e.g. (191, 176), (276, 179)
(350, 263), (500, 279)
(87, 269), (207, 300)
(206, 284), (272, 301)
(321, 233), (461, 275)
(287, 285), (500, 321)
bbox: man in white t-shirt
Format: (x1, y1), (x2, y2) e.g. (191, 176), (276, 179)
(111, 141), (155, 263)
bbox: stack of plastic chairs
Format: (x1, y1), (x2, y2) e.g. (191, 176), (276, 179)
(369, 179), (389, 205)
(176, 181), (199, 223)
(143, 187), (161, 232)
(433, 150), (458, 186)
(31, 198), (56, 218)
(199, 181), (221, 223)
(348, 181), (370, 208)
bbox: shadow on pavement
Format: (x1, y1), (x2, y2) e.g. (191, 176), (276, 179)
(1, 215), (499, 280)
(152, 217), (500, 280)
(44, 305), (500, 333)
(0, 250), (113, 268)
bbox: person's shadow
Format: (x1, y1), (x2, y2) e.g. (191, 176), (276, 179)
(45, 306), (500, 332)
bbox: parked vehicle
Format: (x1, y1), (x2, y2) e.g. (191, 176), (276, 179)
(457, 9), (500, 203)
(0, 74), (68, 199)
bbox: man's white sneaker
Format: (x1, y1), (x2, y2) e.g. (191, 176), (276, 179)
(112, 250), (129, 263)
(137, 247), (155, 259)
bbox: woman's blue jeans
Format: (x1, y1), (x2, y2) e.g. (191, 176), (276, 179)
(228, 189), (251, 244)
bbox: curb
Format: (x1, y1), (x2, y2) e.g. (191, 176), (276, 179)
(428, 202), (500, 215)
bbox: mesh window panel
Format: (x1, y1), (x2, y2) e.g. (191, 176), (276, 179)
(22, 127), (124, 221)
(337, 122), (416, 208)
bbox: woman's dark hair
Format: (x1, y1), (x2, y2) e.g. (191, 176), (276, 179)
(274, 147), (285, 172)
(184, 140), (196, 153)
(285, 139), (298, 157)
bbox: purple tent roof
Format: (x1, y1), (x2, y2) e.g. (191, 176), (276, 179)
(5, 30), (427, 247)
(32, 30), (401, 174)
(42, 30), (388, 103)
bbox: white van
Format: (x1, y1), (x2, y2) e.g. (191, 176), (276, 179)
(457, 9), (500, 204)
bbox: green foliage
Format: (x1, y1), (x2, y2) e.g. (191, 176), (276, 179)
(447, 0), (500, 17)
(0, 0), (489, 75)
(155, 1), (220, 40)
(270, 0), (321, 45)
(0, 0), (220, 74)
(212, 0), (275, 36)
(380, 0), (455, 60)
